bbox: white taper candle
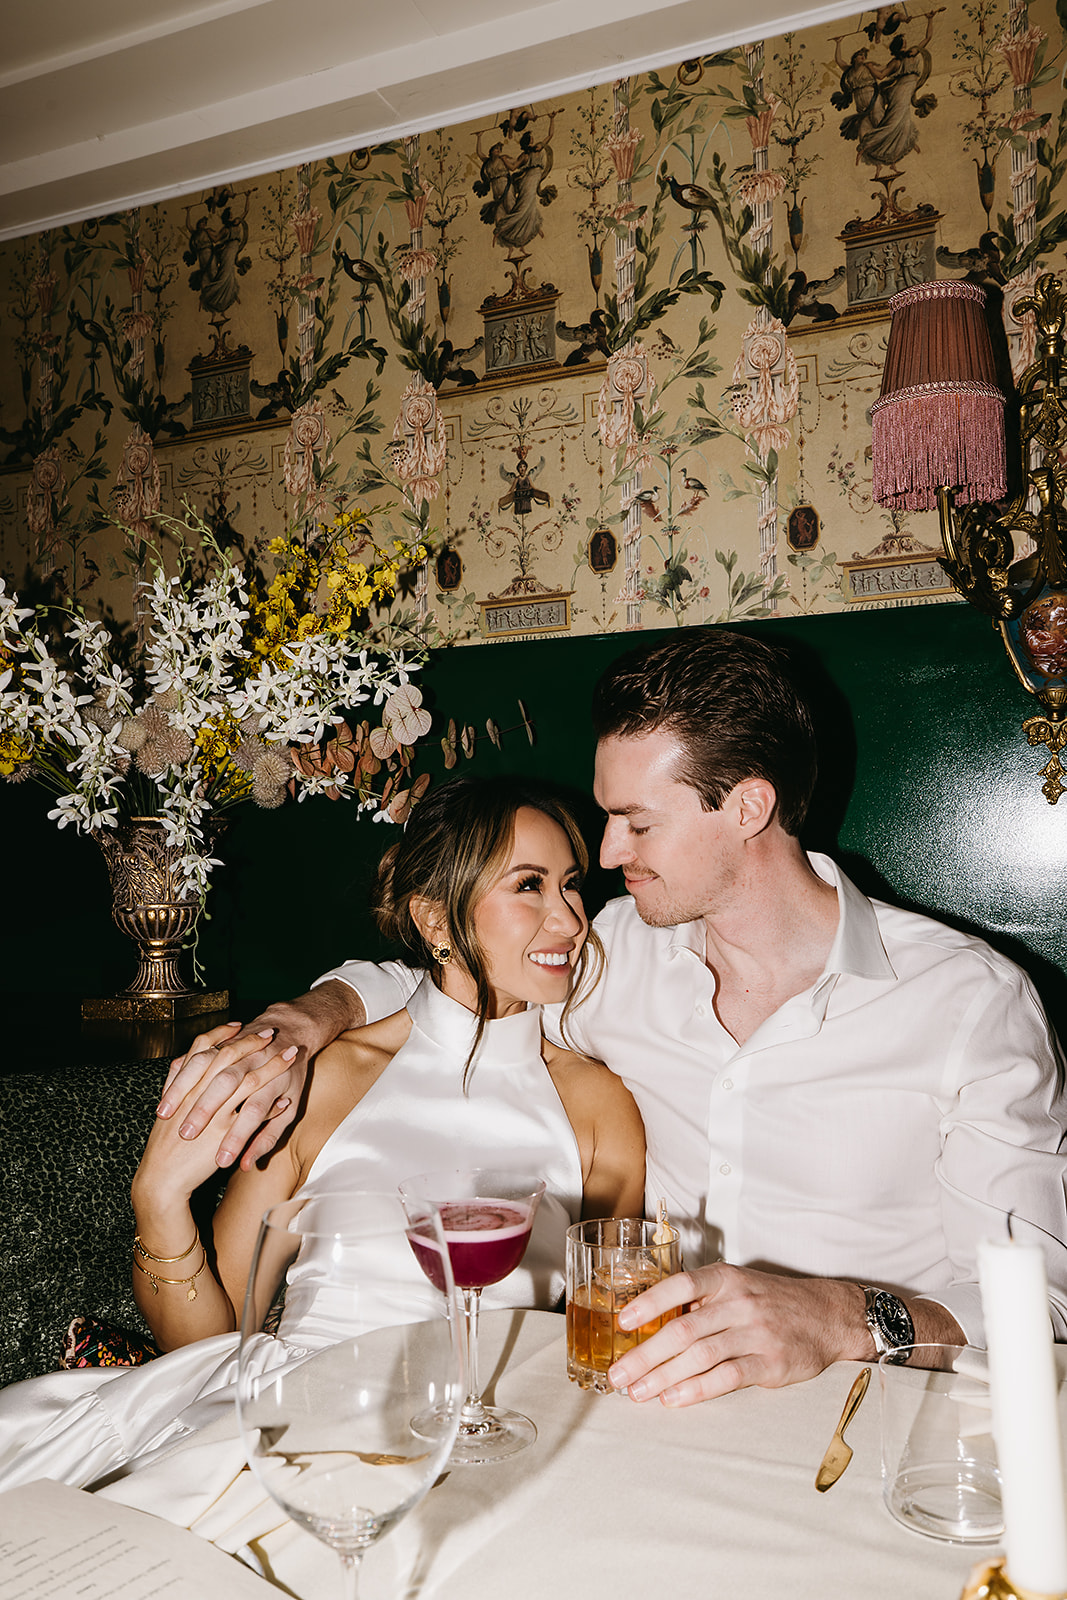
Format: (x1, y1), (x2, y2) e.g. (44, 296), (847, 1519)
(978, 1234), (1067, 1597)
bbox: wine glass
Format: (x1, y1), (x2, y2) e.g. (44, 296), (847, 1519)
(236, 1191), (463, 1600)
(398, 1167), (546, 1466)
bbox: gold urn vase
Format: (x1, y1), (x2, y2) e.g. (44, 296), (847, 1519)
(82, 817), (228, 1021)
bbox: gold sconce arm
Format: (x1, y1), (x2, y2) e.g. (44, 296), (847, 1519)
(937, 486), (1019, 622)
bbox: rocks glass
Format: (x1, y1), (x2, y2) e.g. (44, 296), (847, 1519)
(566, 1217), (681, 1394)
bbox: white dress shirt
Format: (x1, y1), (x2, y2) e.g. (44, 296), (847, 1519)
(316, 854), (1067, 1344)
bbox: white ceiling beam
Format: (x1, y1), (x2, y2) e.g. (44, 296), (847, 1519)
(0, 0), (867, 241)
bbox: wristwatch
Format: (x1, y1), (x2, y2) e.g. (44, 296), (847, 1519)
(862, 1286), (914, 1363)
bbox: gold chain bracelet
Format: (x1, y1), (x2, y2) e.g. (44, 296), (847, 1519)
(133, 1249), (207, 1301)
(134, 1229), (200, 1265)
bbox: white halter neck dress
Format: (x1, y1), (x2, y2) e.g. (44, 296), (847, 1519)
(0, 977), (583, 1502)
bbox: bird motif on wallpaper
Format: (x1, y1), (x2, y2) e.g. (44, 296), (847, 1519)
(438, 337), (485, 387)
(673, 477), (709, 520)
(935, 232), (1004, 285)
(785, 266), (847, 324)
(663, 173), (718, 220)
(651, 556), (694, 604)
(621, 485), (662, 521)
(556, 310), (611, 366)
(334, 245), (383, 296)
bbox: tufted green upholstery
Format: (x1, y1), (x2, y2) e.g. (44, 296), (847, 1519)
(0, 1060), (227, 1388)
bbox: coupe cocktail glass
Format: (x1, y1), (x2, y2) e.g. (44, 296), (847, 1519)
(400, 1167), (545, 1465)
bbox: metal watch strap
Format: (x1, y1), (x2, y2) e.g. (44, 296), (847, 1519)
(862, 1286), (888, 1355)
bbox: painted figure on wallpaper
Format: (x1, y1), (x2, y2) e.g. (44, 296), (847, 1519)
(832, 43), (888, 158)
(436, 547), (462, 590)
(498, 446), (551, 515)
(588, 527), (617, 574)
(786, 503), (821, 552)
(474, 112), (558, 257)
(832, 11), (940, 170)
(183, 187), (253, 344)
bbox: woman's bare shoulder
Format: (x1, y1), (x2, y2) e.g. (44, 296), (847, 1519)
(331, 1008), (412, 1065)
(541, 1036), (605, 1075)
(540, 1039), (633, 1107)
(293, 1010), (413, 1172)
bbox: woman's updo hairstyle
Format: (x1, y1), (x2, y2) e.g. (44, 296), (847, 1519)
(372, 775), (602, 1062)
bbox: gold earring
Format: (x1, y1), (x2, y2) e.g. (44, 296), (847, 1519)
(431, 942), (452, 965)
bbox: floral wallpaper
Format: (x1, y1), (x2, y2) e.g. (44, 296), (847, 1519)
(1, 0), (1065, 644)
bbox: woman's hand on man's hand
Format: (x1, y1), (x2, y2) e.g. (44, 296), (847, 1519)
(157, 1016), (302, 1170)
(155, 983), (366, 1170)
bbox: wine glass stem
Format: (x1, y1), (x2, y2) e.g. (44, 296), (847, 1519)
(460, 1286), (487, 1424)
(339, 1551), (363, 1600)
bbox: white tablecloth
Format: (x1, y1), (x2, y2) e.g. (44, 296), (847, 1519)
(247, 1310), (1001, 1600)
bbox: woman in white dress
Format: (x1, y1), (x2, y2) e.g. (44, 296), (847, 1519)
(0, 776), (645, 1499)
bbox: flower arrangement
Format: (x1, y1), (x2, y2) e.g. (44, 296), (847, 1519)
(0, 504), (435, 904)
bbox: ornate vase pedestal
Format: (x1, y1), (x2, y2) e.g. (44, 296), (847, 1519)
(81, 818), (228, 1022)
(81, 990), (229, 1023)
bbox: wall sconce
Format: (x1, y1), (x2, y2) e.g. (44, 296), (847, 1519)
(873, 274), (1067, 803)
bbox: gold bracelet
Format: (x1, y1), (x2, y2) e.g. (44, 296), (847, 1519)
(133, 1249), (207, 1301)
(134, 1228), (200, 1265)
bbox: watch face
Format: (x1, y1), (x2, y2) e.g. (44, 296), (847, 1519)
(875, 1292), (914, 1350)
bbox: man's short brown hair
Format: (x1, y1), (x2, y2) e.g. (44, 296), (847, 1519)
(591, 628), (818, 835)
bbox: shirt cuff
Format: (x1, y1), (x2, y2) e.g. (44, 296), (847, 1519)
(919, 1281), (1067, 1349)
(914, 1288), (985, 1349)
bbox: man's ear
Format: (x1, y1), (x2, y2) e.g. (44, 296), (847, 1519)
(409, 895), (450, 948)
(733, 778), (778, 836)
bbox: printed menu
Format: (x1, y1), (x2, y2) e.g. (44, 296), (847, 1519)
(0, 1479), (272, 1598)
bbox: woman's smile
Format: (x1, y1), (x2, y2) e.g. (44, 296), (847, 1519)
(454, 806), (589, 1016)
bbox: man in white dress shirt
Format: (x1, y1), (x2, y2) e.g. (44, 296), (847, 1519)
(162, 629), (1067, 1405)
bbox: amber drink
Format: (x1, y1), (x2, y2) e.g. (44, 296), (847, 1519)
(566, 1218), (681, 1393)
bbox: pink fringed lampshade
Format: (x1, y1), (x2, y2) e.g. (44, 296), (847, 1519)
(871, 280), (1007, 511)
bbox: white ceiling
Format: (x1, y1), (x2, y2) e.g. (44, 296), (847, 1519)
(1, 0), (867, 242)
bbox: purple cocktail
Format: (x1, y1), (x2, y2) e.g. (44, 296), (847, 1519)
(400, 1169), (546, 1466)
(410, 1200), (534, 1291)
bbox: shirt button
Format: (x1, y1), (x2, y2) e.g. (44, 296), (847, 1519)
(695, 1003), (706, 1017)
(722, 1078), (733, 1091)
(719, 1163), (731, 1176)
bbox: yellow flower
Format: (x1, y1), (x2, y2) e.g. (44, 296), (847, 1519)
(0, 732), (32, 774)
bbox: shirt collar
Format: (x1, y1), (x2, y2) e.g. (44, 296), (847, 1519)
(662, 851), (896, 986)
(668, 919), (707, 958)
(806, 851), (896, 985)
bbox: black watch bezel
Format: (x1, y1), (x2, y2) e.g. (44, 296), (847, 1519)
(869, 1289), (914, 1361)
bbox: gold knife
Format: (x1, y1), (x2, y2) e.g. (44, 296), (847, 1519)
(814, 1366), (871, 1492)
